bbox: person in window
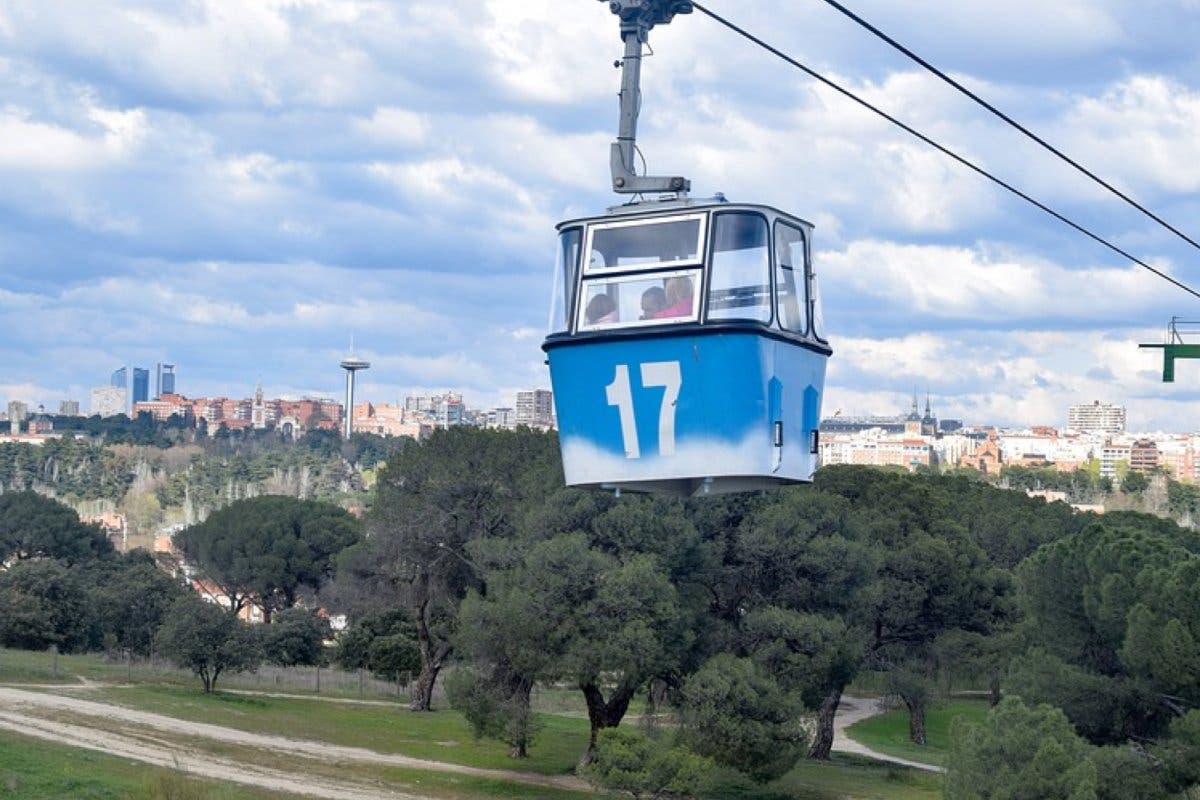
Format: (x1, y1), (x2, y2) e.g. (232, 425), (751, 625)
(640, 287), (667, 319)
(655, 276), (694, 318)
(585, 293), (618, 325)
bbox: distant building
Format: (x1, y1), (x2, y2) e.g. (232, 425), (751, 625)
(111, 366), (127, 389)
(352, 402), (432, 439)
(486, 407), (516, 429)
(516, 389), (555, 429)
(959, 432), (1003, 476)
(59, 400), (80, 416)
(6, 401), (29, 434)
(156, 363), (176, 398)
(1130, 440), (1160, 473)
(132, 367), (150, 405)
(1068, 401), (1126, 434)
(939, 419), (963, 433)
(435, 396), (464, 428)
(90, 386), (127, 418)
(1100, 443), (1132, 478)
(133, 393), (193, 423)
(82, 511), (128, 552)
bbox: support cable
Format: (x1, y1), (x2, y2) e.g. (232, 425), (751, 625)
(689, 1), (1200, 301)
(815, 0), (1200, 254)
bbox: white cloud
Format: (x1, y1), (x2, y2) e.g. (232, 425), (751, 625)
(0, 103), (145, 171)
(354, 107), (430, 147)
(820, 239), (1180, 323)
(1, 0), (1199, 433)
(1061, 76), (1200, 194)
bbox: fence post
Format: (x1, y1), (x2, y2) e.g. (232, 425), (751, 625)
(316, 665), (321, 695)
(50, 645), (58, 677)
(359, 668), (364, 700)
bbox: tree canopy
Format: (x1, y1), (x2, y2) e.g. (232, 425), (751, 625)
(175, 495), (361, 620)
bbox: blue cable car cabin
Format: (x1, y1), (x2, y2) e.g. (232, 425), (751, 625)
(543, 200), (831, 497)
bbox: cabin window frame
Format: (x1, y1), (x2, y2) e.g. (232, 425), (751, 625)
(582, 213), (708, 276)
(575, 267), (703, 333)
(704, 210), (775, 326)
(772, 220), (810, 337)
(550, 226), (583, 334)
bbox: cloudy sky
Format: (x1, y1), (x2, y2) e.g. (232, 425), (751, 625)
(2, 0), (1200, 430)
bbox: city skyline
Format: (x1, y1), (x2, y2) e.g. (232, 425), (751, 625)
(2, 3), (1200, 428)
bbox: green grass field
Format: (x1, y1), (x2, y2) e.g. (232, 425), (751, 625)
(844, 698), (990, 767)
(1, 646), (949, 800)
(0, 730), (296, 800)
(91, 684), (589, 776)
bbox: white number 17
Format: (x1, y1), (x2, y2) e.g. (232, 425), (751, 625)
(605, 361), (682, 459)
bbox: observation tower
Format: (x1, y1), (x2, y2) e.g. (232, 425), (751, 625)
(339, 350), (370, 438)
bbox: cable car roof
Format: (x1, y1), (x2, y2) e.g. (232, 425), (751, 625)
(557, 197), (815, 232)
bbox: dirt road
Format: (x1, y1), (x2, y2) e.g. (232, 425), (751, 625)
(0, 685), (588, 798)
(831, 695), (944, 773)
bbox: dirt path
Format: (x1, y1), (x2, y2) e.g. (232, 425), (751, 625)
(831, 695), (944, 773)
(0, 709), (420, 800)
(0, 686), (589, 794)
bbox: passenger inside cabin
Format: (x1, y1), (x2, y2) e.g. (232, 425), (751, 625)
(655, 276), (694, 318)
(640, 287), (667, 319)
(585, 293), (618, 325)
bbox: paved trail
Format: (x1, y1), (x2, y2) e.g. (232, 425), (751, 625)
(832, 695), (945, 773)
(0, 685), (588, 799)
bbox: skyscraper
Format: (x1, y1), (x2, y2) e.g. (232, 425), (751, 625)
(132, 368), (150, 405)
(111, 367), (127, 389)
(156, 363), (176, 398)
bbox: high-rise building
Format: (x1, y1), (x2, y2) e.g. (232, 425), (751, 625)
(132, 368), (150, 405)
(515, 389), (555, 428)
(6, 401), (29, 434)
(90, 386), (126, 418)
(111, 367), (127, 389)
(59, 400), (80, 416)
(156, 363), (176, 398)
(435, 395), (464, 428)
(1067, 401), (1126, 434)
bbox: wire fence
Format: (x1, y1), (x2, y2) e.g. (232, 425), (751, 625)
(0, 646), (429, 703)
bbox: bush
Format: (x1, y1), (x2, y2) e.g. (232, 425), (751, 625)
(945, 697), (1098, 800)
(445, 667), (541, 758)
(258, 608), (329, 667)
(583, 728), (714, 800)
(678, 654), (806, 783)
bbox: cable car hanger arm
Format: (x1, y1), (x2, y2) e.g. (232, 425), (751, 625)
(601, 0), (693, 195)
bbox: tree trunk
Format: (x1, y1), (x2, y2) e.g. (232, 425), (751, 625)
(411, 658), (442, 712)
(508, 677), (534, 759)
(808, 685), (844, 760)
(410, 595), (449, 712)
(905, 697), (927, 745)
(579, 681), (638, 769)
(989, 666), (1002, 707)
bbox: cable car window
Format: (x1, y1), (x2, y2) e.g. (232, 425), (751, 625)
(774, 222), (808, 334)
(707, 212), (771, 323)
(585, 214), (706, 273)
(550, 227), (582, 333)
(576, 269), (701, 332)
